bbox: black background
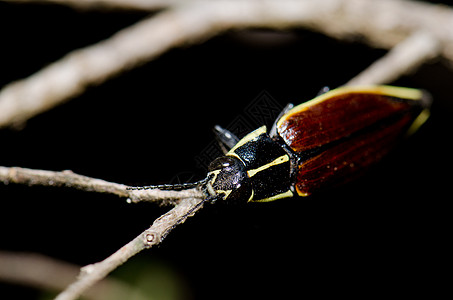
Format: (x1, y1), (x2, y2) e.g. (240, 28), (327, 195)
(0, 1), (450, 299)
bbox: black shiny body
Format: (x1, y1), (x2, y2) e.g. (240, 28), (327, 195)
(208, 126), (294, 203)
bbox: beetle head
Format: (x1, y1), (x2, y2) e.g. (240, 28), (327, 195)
(207, 156), (251, 204)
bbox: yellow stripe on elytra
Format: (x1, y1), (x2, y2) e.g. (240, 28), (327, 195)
(406, 108), (430, 137)
(247, 155), (289, 177)
(277, 85), (423, 129)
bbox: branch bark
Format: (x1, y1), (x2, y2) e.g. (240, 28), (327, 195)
(1, 0), (453, 128)
(347, 31), (441, 86)
(0, 166), (204, 205)
(54, 196), (204, 300)
(0, 164), (207, 299)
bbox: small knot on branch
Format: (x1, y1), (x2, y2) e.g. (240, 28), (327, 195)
(79, 264), (96, 278)
(143, 231), (161, 248)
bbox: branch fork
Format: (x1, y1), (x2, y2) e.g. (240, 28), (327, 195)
(0, 165), (207, 300)
(0, 0), (451, 299)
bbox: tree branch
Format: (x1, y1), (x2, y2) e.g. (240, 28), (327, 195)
(1, 1), (449, 299)
(0, 164), (206, 300)
(53, 196), (204, 300)
(347, 31), (441, 86)
(0, 166), (204, 205)
(0, 164), (208, 300)
(1, 0), (453, 128)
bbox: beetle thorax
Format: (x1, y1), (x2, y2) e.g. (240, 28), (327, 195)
(206, 126), (294, 203)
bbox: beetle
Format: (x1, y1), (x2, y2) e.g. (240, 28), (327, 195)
(129, 85), (431, 204)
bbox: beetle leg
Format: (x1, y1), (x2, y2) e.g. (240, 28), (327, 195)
(316, 86), (331, 96)
(269, 103), (294, 138)
(213, 125), (239, 154)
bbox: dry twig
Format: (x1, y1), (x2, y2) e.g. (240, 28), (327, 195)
(347, 31), (441, 85)
(0, 1), (449, 299)
(0, 166), (206, 300)
(54, 196), (204, 300)
(0, 166), (203, 205)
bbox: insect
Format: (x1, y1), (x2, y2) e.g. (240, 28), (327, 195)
(129, 85), (431, 205)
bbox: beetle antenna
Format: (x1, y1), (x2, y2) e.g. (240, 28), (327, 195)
(127, 177), (209, 191)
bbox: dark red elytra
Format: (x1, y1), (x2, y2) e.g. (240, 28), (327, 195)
(294, 114), (414, 196)
(279, 93), (416, 152)
(276, 86), (430, 196)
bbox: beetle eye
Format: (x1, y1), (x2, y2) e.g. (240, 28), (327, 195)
(208, 156), (238, 172)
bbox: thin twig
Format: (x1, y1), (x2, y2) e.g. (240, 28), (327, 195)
(53, 196), (204, 300)
(1, 0), (453, 128)
(0, 165), (207, 300)
(1, 1), (450, 299)
(0, 166), (204, 204)
(347, 31), (441, 86)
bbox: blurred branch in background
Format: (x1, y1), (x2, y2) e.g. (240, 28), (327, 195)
(0, 251), (150, 300)
(1, 0), (453, 129)
(346, 30), (440, 86)
(0, 0), (450, 300)
(1, 0), (173, 11)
